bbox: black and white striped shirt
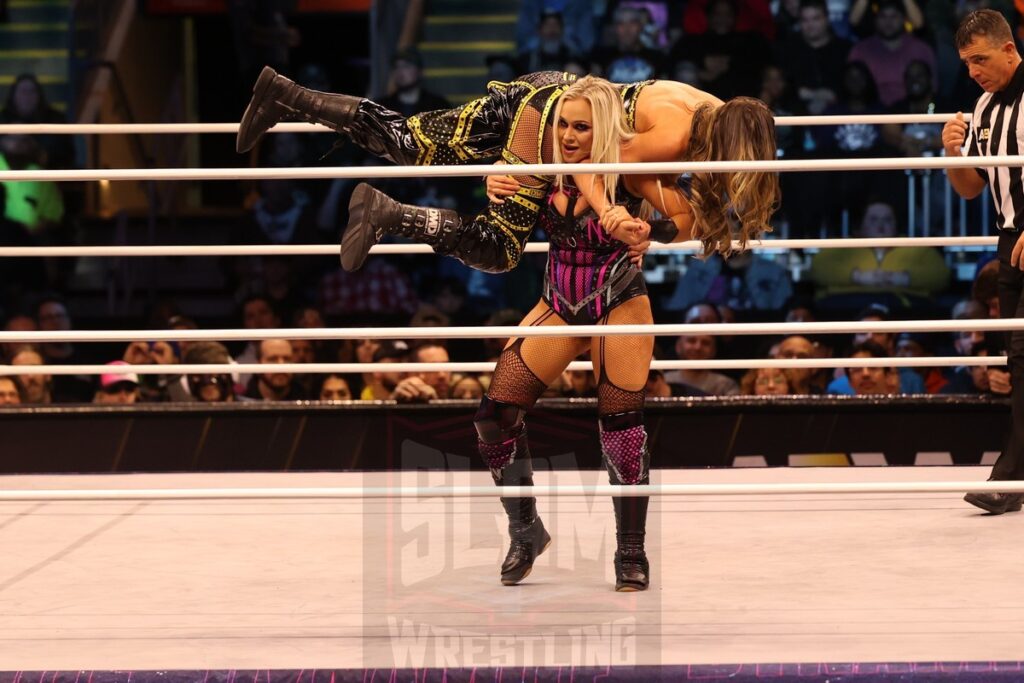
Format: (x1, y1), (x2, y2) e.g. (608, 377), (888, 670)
(964, 62), (1024, 231)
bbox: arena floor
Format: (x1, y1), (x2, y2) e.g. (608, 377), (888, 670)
(1, 466), (1022, 671)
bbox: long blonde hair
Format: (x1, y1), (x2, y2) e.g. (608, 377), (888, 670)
(552, 76), (635, 209)
(687, 97), (781, 257)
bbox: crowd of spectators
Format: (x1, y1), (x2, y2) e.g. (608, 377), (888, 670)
(0, 251), (1010, 405)
(0, 1), (1013, 407)
(508, 0), (1006, 234)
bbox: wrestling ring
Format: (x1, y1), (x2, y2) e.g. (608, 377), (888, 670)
(1, 112), (1022, 682)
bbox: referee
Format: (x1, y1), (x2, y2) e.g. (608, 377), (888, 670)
(944, 9), (1024, 513)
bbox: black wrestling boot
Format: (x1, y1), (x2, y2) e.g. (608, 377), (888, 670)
(237, 66), (360, 154)
(342, 182), (463, 271)
(500, 510), (551, 586)
(964, 479), (1024, 514)
(489, 432), (551, 586)
(612, 497), (650, 591)
(602, 416), (652, 592)
(614, 530), (649, 592)
(609, 469), (650, 592)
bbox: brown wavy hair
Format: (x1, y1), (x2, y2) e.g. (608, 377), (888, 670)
(687, 97), (780, 257)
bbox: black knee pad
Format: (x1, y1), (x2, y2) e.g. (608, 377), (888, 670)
(474, 395), (527, 443)
(475, 395), (529, 471)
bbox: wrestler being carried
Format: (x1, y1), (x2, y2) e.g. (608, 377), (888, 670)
(236, 69), (780, 592)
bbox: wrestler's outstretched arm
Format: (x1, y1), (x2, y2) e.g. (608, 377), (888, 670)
(624, 174), (697, 244)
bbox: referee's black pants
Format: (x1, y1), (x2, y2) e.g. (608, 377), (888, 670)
(991, 230), (1024, 480)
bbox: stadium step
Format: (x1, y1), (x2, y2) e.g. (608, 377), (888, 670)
(0, 0), (72, 110)
(416, 0), (519, 103)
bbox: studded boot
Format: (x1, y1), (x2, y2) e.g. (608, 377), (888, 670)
(237, 66), (361, 154)
(342, 183), (464, 271)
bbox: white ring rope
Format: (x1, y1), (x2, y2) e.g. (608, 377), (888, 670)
(0, 113), (971, 136)
(0, 480), (1019, 502)
(0, 319), (1018, 344)
(0, 236), (998, 258)
(0, 155), (1014, 182)
(0, 356), (1005, 377)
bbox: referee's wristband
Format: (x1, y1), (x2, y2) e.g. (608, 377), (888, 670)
(648, 219), (679, 244)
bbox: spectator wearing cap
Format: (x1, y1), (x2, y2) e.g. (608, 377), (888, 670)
(93, 361), (140, 405)
(823, 305), (929, 395)
(827, 304), (925, 393)
(184, 342), (240, 403)
(843, 340), (899, 395)
(0, 376), (22, 405)
(852, 303), (896, 352)
(361, 339), (410, 400)
(895, 331), (928, 357)
(378, 49), (450, 118)
(245, 339), (307, 401)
